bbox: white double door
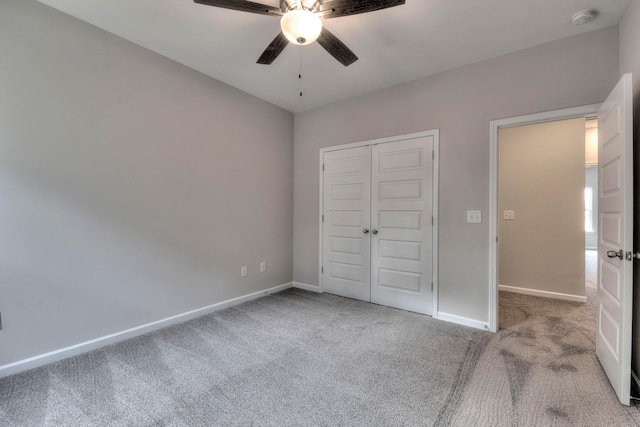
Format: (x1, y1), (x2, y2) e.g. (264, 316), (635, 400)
(322, 136), (434, 315)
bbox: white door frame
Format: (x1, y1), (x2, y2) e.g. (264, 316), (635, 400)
(319, 129), (440, 317)
(488, 104), (600, 332)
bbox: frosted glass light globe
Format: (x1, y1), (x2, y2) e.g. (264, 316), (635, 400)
(280, 9), (322, 46)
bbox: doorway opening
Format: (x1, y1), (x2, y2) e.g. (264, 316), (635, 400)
(490, 75), (633, 406)
(488, 104), (601, 332)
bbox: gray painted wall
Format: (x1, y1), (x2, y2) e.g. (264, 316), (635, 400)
(619, 0), (640, 388)
(294, 27), (619, 323)
(0, 0), (293, 366)
(498, 119), (585, 297)
(1, 0), (634, 372)
(585, 167), (598, 250)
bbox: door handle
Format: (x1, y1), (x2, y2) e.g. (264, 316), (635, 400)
(371, 229), (378, 235)
(607, 249), (623, 260)
(363, 228), (370, 234)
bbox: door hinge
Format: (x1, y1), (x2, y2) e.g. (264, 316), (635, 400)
(321, 266), (324, 274)
(431, 217), (434, 226)
(432, 151), (434, 160)
(322, 164), (325, 171)
(431, 283), (433, 292)
(322, 215), (324, 222)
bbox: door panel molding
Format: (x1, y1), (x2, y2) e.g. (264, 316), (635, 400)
(322, 146), (371, 301)
(595, 73), (633, 406)
(319, 130), (439, 317)
(371, 138), (433, 315)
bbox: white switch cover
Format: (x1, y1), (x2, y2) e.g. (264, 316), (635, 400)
(467, 210), (482, 223)
(241, 266), (248, 277)
(503, 210), (515, 220)
(260, 262), (266, 273)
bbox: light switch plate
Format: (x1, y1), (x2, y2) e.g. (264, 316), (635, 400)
(260, 262), (266, 273)
(241, 266), (248, 277)
(467, 210), (482, 223)
(503, 210), (515, 220)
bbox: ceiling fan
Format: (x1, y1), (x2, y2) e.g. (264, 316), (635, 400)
(194, 0), (405, 66)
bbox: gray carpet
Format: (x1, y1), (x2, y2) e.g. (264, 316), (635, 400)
(446, 250), (640, 426)
(1, 289), (489, 426)
(2, 250), (640, 426)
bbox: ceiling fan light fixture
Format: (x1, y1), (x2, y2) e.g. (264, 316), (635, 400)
(280, 9), (322, 45)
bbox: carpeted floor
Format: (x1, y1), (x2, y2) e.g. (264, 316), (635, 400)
(1, 289), (489, 426)
(2, 250), (640, 426)
(446, 250), (640, 426)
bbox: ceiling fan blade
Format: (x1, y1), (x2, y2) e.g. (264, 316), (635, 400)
(194, 0), (281, 16)
(257, 32), (289, 65)
(316, 28), (358, 67)
(320, 0), (404, 19)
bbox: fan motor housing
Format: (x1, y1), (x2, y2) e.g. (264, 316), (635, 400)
(281, 0), (320, 13)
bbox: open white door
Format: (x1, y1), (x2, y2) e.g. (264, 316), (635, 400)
(596, 73), (633, 406)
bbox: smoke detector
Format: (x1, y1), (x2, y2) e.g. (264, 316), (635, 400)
(571, 9), (597, 26)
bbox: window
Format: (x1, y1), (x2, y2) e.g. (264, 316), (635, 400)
(585, 187), (594, 233)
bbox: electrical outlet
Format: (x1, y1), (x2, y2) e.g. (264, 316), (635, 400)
(241, 266), (248, 277)
(503, 210), (515, 220)
(260, 262), (266, 273)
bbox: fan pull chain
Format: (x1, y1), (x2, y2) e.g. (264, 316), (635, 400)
(298, 47), (303, 98)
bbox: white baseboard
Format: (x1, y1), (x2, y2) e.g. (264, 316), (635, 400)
(0, 282), (293, 379)
(499, 284), (587, 303)
(293, 282), (322, 293)
(438, 312), (489, 331)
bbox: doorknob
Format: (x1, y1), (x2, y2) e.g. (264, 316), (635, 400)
(607, 249), (623, 260)
(371, 229), (378, 235)
(363, 228), (370, 234)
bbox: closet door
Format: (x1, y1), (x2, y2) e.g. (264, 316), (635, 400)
(322, 146), (371, 301)
(371, 137), (433, 315)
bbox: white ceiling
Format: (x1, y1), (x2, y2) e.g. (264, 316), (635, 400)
(37, 0), (630, 113)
